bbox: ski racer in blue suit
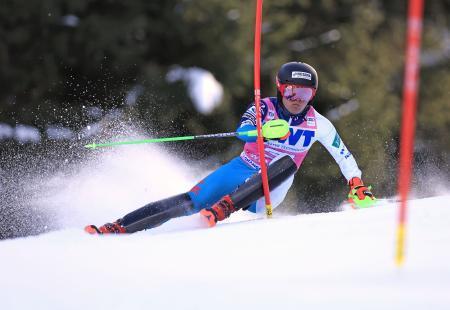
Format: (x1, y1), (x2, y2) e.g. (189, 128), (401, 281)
(85, 62), (376, 234)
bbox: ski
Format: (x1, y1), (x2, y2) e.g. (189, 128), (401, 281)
(339, 197), (400, 211)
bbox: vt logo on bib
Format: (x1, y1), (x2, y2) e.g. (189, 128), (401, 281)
(279, 128), (315, 147)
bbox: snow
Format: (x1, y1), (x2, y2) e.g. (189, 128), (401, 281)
(1, 142), (449, 309)
(46, 125), (75, 140)
(0, 122), (14, 139)
(79, 122), (101, 138)
(14, 124), (41, 143)
(290, 29), (341, 52)
(166, 66), (224, 115)
(1, 194), (449, 309)
(326, 98), (360, 121)
(0, 123), (41, 142)
(84, 106), (103, 119)
(36, 146), (197, 227)
(124, 85), (144, 106)
(227, 9), (240, 21)
(60, 15), (80, 27)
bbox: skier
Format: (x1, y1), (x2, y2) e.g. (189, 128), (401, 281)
(85, 61), (376, 234)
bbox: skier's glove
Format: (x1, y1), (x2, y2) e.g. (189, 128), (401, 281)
(238, 119), (290, 142)
(262, 119), (290, 140)
(348, 177), (376, 208)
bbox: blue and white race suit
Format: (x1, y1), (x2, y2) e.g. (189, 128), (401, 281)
(188, 97), (361, 213)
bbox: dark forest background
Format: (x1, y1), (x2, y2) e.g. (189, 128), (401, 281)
(1, 0), (449, 237)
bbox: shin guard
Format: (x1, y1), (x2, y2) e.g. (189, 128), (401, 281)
(121, 193), (194, 233)
(230, 155), (297, 210)
(201, 155), (297, 226)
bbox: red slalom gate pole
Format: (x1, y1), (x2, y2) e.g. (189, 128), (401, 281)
(253, 0), (273, 217)
(395, 0), (424, 266)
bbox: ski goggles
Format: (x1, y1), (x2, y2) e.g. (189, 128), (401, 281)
(279, 84), (316, 102)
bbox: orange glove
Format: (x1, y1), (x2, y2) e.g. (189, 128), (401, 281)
(348, 177), (376, 208)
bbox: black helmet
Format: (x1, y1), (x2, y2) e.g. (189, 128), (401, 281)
(276, 61), (318, 91)
(276, 62), (319, 118)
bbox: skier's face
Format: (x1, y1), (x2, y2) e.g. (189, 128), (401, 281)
(280, 85), (314, 114)
(282, 96), (309, 115)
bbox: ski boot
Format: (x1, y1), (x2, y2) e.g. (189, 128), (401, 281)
(200, 195), (236, 227)
(84, 219), (127, 234)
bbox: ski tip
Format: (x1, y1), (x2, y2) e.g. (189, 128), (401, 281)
(84, 225), (101, 234)
(200, 209), (217, 228)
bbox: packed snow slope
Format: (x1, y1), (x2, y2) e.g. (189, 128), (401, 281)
(1, 194), (449, 310)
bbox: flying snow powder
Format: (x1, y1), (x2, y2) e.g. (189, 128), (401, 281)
(166, 66), (224, 115)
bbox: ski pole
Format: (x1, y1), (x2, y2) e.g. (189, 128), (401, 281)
(84, 119), (289, 149)
(85, 132), (241, 149)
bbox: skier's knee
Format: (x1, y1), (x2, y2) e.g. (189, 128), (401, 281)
(187, 191), (211, 213)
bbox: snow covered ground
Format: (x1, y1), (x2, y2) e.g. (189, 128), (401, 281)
(1, 194), (449, 309)
(1, 144), (449, 309)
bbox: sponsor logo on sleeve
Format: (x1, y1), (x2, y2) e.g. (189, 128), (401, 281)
(332, 133), (341, 148)
(292, 71), (312, 80)
(338, 145), (352, 158)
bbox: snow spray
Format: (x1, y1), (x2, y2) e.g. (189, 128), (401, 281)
(0, 120), (209, 239)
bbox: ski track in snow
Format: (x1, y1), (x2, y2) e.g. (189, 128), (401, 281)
(1, 195), (450, 310)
